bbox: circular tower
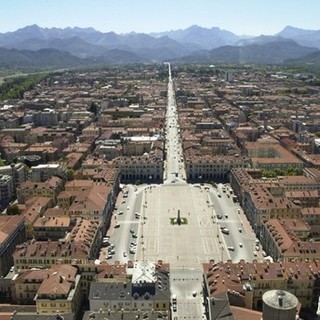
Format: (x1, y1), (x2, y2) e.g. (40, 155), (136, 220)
(262, 290), (299, 320)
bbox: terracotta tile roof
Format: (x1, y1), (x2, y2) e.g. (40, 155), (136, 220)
(0, 215), (24, 244)
(37, 265), (77, 296)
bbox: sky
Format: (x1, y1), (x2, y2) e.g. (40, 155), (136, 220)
(0, 0), (319, 35)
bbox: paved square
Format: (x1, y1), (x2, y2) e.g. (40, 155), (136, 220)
(135, 184), (229, 269)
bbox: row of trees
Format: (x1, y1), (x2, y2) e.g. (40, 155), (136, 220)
(261, 168), (303, 178)
(0, 73), (47, 101)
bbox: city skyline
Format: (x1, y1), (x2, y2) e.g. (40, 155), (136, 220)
(0, 0), (320, 36)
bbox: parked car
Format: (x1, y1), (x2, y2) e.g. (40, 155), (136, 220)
(221, 228), (229, 235)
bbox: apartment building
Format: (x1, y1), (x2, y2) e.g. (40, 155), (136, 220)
(203, 259), (320, 312)
(185, 152), (247, 182)
(59, 152), (83, 170)
(33, 216), (73, 241)
(285, 190), (320, 208)
(123, 139), (152, 156)
(76, 262), (128, 302)
(114, 152), (163, 183)
(20, 197), (53, 239)
(89, 261), (170, 313)
(35, 265), (82, 318)
(24, 144), (60, 162)
(30, 164), (67, 182)
(244, 141), (304, 170)
(0, 163), (27, 189)
(230, 168), (320, 207)
(0, 128), (30, 143)
(13, 218), (101, 270)
(301, 207), (320, 225)
(32, 109), (59, 127)
(261, 218), (320, 263)
(12, 268), (51, 304)
(0, 215), (26, 277)
(0, 174), (14, 208)
(64, 182), (115, 232)
(17, 176), (64, 204)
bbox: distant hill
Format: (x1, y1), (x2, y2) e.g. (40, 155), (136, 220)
(277, 26), (320, 49)
(0, 24), (320, 68)
(285, 50), (320, 67)
(150, 25), (240, 50)
(0, 47), (88, 69)
(236, 35), (285, 46)
(11, 36), (108, 58)
(180, 39), (319, 64)
(0, 25), (194, 61)
(97, 49), (148, 64)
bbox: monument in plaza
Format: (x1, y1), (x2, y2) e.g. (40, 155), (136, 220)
(177, 209), (181, 225)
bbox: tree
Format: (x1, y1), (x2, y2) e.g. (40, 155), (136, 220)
(7, 204), (20, 215)
(67, 169), (75, 181)
(0, 157), (6, 166)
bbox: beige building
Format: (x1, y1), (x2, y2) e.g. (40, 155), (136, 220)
(20, 197), (53, 239)
(12, 268), (51, 304)
(122, 137), (154, 156)
(301, 207), (320, 225)
(17, 176), (64, 204)
(35, 265), (82, 318)
(114, 152), (163, 183)
(185, 152), (247, 182)
(244, 141), (304, 171)
(13, 218), (101, 270)
(242, 184), (301, 234)
(203, 259), (320, 312)
(261, 218), (320, 263)
(33, 216), (73, 241)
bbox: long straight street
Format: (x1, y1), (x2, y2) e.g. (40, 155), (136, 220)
(106, 63), (260, 319)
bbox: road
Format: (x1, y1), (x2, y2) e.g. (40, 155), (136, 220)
(164, 63), (186, 183)
(102, 63), (262, 319)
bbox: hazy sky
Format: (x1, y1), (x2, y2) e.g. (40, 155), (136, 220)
(0, 0), (319, 35)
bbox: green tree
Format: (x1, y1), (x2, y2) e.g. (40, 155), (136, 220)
(67, 169), (75, 181)
(7, 204), (20, 215)
(0, 73), (48, 101)
(0, 157), (6, 166)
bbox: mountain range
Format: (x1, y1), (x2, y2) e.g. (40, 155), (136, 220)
(0, 24), (320, 69)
